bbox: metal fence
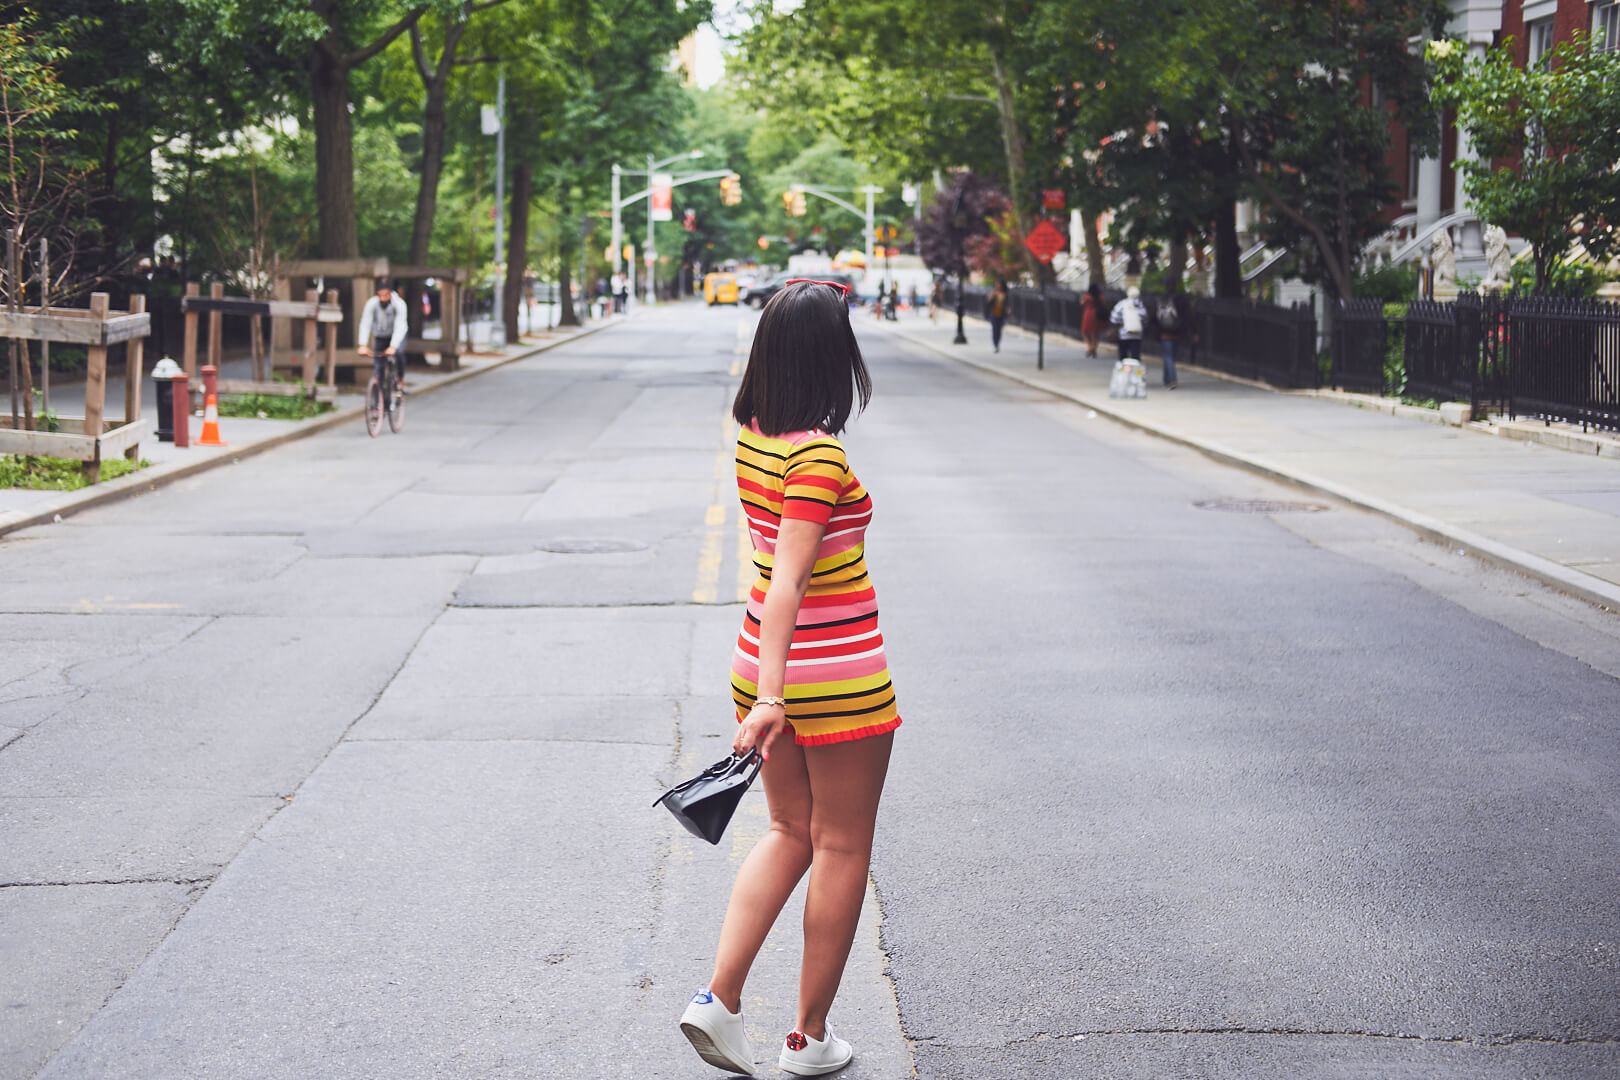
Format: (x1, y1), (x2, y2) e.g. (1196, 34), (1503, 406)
(940, 278), (1319, 387)
(1196, 297), (1320, 388)
(1331, 293), (1620, 431)
(1330, 299), (1389, 394)
(1505, 297), (1620, 431)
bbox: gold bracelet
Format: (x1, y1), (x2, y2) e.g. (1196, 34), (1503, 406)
(756, 696), (787, 708)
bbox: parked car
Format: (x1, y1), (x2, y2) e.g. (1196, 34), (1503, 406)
(703, 272), (739, 306)
(743, 271), (854, 309)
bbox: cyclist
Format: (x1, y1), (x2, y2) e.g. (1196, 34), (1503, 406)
(357, 279), (408, 388)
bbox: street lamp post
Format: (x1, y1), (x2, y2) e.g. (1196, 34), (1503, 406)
(642, 150), (704, 306)
(486, 76), (506, 344)
(611, 156), (729, 308)
(952, 187), (968, 345)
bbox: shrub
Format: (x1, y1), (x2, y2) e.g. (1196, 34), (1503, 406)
(1355, 262), (1419, 302)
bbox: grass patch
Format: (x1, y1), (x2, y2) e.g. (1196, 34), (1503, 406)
(1399, 396), (1440, 410)
(0, 454), (150, 490)
(215, 393), (334, 420)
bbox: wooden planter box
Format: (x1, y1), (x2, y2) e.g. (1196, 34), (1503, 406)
(2, 292), (150, 482)
(0, 415), (149, 461)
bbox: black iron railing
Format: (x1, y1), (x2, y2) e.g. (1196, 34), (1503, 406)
(1197, 297), (1320, 388)
(1330, 299), (1388, 393)
(1505, 297), (1620, 431)
(1332, 292), (1619, 431)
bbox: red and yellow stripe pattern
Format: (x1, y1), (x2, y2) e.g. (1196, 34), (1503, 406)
(730, 422), (902, 745)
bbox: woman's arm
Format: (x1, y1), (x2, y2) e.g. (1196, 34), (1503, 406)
(734, 516), (825, 760)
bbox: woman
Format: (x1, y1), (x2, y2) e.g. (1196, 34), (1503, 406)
(1081, 282), (1103, 357)
(680, 281), (900, 1078)
(987, 278), (1008, 353)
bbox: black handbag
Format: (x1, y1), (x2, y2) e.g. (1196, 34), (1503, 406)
(654, 750), (762, 845)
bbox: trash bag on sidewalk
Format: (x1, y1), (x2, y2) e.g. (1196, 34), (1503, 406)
(1109, 359), (1147, 399)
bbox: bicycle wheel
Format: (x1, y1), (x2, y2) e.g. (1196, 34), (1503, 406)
(386, 372), (405, 433)
(365, 377), (383, 437)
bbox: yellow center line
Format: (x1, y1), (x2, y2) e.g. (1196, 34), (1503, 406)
(692, 408), (739, 604)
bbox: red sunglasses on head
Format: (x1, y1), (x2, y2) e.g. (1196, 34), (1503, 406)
(784, 278), (851, 296)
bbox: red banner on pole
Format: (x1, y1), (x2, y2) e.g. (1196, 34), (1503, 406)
(651, 174), (673, 222)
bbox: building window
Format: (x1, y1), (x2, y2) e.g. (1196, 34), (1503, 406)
(1408, 143), (1423, 200)
(1595, 2), (1620, 52)
(1527, 17), (1555, 67)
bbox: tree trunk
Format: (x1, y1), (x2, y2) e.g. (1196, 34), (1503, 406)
(504, 163), (530, 344)
(1165, 230), (1187, 295)
(311, 43), (359, 259)
(556, 197), (579, 327)
(1085, 213), (1106, 289)
(405, 87), (446, 347)
(1214, 196), (1242, 298)
(406, 20), (464, 352)
(988, 44), (1036, 278)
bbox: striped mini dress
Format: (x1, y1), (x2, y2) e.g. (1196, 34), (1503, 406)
(730, 422), (902, 745)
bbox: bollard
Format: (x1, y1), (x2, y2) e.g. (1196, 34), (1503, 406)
(151, 357), (189, 447)
(197, 364), (226, 447)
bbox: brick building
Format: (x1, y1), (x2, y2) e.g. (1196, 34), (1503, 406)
(1397, 0), (1617, 263)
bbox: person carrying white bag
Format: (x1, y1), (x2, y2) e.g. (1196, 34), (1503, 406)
(1108, 286), (1149, 398)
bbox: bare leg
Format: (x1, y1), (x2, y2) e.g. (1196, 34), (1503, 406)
(796, 732), (894, 1040)
(707, 736), (813, 1013)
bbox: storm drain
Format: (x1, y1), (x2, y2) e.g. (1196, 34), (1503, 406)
(538, 538), (648, 554)
(1193, 498), (1331, 514)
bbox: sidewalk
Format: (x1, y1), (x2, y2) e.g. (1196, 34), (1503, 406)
(0, 317), (622, 537)
(883, 311), (1620, 610)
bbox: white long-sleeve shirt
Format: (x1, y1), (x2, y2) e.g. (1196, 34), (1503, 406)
(359, 293), (408, 351)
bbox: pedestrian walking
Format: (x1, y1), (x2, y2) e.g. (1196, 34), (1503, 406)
(1151, 290), (1189, 389)
(873, 279), (887, 320)
(987, 278), (1008, 353)
(679, 280), (900, 1079)
(929, 277), (944, 323)
(1110, 284), (1146, 361)
(1081, 282), (1103, 357)
(908, 282), (919, 316)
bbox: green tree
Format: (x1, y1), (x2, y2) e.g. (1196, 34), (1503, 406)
(0, 9), (105, 428)
(1429, 32), (1620, 294)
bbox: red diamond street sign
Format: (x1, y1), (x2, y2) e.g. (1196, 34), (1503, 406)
(1024, 218), (1066, 264)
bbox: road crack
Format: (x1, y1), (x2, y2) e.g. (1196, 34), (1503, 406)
(933, 1027), (1620, 1051)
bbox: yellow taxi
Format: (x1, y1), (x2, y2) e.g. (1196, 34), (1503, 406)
(703, 272), (739, 306)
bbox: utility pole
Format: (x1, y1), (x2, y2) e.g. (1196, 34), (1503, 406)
(490, 75), (506, 343)
(863, 185), (877, 272)
(646, 153), (656, 306)
(611, 165), (622, 299)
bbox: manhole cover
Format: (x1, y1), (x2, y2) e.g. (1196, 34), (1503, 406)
(1193, 499), (1331, 514)
(538, 538), (647, 554)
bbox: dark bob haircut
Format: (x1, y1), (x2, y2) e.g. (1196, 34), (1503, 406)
(732, 281), (872, 436)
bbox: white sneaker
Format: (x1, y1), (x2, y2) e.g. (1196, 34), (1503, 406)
(779, 1026), (853, 1076)
(679, 989), (755, 1075)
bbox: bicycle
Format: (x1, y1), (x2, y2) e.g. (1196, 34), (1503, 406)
(362, 349), (405, 437)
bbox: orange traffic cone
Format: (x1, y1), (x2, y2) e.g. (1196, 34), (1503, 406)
(197, 390), (227, 446)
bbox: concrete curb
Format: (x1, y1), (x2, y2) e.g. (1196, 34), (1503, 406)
(883, 323), (1620, 613)
(0, 318), (621, 539)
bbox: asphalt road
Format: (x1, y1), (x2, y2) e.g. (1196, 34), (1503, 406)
(2, 302), (1618, 1079)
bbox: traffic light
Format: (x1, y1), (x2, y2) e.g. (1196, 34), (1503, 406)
(683, 208), (697, 231)
(758, 236), (770, 250)
(784, 190), (806, 217)
(782, 191), (796, 215)
(720, 173), (742, 206)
